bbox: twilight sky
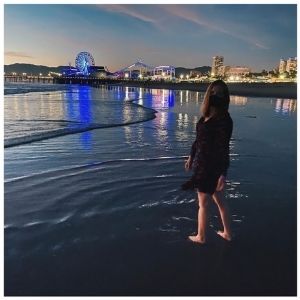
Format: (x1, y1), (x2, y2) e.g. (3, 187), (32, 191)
(4, 4), (297, 72)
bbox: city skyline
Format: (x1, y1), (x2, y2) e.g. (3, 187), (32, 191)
(4, 4), (297, 72)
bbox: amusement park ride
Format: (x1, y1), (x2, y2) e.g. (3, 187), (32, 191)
(75, 52), (95, 76)
(62, 51), (176, 81)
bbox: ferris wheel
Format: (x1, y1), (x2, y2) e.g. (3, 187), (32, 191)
(75, 52), (95, 76)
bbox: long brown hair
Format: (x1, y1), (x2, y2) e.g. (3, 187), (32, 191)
(201, 80), (230, 118)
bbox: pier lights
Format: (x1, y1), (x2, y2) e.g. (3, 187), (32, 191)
(39, 73), (42, 76)
(22, 73), (27, 76)
(162, 72), (166, 77)
(12, 72), (16, 76)
(139, 74), (143, 79)
(125, 73), (129, 79)
(186, 75), (189, 80)
(180, 74), (184, 80)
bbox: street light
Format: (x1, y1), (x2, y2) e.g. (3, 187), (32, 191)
(186, 75), (189, 80)
(180, 74), (183, 80)
(39, 73), (42, 76)
(125, 73), (129, 79)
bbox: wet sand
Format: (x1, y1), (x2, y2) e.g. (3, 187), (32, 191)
(119, 81), (297, 99)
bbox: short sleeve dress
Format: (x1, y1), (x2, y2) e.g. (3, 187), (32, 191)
(189, 112), (233, 194)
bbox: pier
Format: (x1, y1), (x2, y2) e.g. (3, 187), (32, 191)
(4, 75), (54, 84)
(53, 76), (123, 85)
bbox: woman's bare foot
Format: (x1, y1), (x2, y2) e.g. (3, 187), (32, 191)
(217, 231), (232, 241)
(188, 235), (206, 244)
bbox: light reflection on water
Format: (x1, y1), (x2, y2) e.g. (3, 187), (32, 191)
(230, 95), (248, 106)
(5, 84), (296, 198)
(275, 98), (297, 115)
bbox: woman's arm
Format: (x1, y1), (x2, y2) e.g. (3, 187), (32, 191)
(214, 118), (233, 177)
(190, 140), (197, 161)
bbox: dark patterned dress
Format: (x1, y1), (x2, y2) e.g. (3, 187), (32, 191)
(188, 112), (233, 194)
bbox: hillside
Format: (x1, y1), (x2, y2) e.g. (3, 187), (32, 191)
(4, 63), (67, 76)
(4, 63), (211, 77)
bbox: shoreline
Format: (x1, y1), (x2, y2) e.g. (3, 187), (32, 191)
(116, 81), (297, 99)
(5, 80), (297, 99)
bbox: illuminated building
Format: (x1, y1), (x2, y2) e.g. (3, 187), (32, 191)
(89, 66), (110, 78)
(227, 66), (251, 77)
(286, 57), (297, 74)
(189, 70), (202, 78)
(218, 65), (231, 77)
(152, 66), (175, 80)
(211, 56), (224, 76)
(62, 64), (79, 76)
(279, 59), (287, 74)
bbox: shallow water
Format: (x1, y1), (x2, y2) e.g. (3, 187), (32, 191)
(4, 83), (297, 296)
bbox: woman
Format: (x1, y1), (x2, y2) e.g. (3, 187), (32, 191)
(182, 80), (233, 244)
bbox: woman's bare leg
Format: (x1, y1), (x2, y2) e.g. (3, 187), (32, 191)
(212, 190), (232, 241)
(189, 192), (210, 244)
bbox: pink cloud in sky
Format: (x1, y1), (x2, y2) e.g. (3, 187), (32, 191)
(161, 5), (269, 50)
(99, 5), (158, 24)
(5, 51), (33, 58)
(97, 4), (166, 31)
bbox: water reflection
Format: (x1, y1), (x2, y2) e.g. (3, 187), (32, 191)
(107, 86), (176, 146)
(66, 86), (93, 150)
(125, 87), (130, 101)
(275, 99), (297, 115)
(230, 95), (248, 106)
(151, 89), (175, 109)
(177, 113), (189, 129)
(6, 91), (65, 120)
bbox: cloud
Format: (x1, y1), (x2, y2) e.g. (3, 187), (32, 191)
(5, 51), (33, 58)
(98, 5), (157, 24)
(161, 5), (269, 50)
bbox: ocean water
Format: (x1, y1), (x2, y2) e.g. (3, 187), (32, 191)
(4, 83), (297, 296)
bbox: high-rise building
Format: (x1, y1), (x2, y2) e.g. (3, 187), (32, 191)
(286, 57), (297, 74)
(211, 56), (224, 76)
(279, 59), (287, 74)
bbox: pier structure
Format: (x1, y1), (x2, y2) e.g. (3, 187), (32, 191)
(4, 74), (54, 83)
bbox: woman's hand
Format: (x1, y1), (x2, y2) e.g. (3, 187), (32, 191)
(216, 175), (226, 191)
(185, 156), (193, 171)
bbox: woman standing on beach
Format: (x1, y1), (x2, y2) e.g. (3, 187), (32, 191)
(182, 80), (233, 244)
